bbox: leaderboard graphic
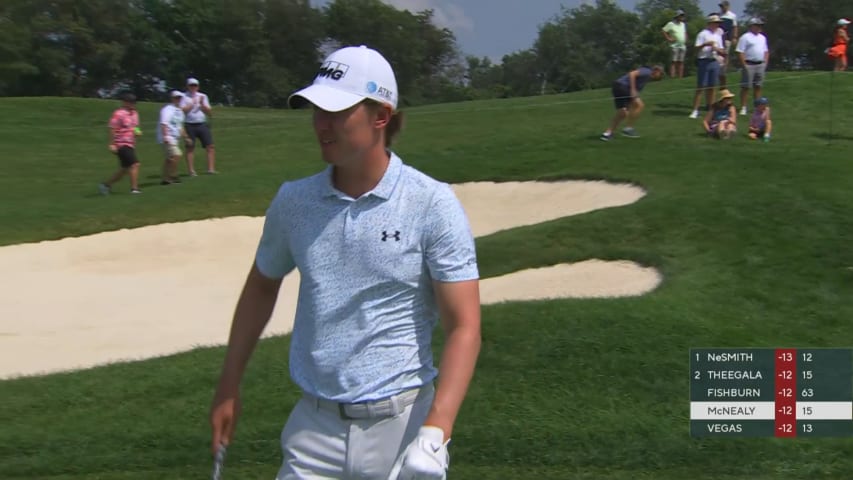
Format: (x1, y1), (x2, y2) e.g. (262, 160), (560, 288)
(690, 348), (853, 437)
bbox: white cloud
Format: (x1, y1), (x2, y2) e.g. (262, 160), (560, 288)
(382, 0), (475, 32)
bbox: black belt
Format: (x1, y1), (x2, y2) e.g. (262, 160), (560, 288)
(745, 60), (764, 65)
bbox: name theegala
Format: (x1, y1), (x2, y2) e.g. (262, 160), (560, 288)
(706, 370), (762, 380)
(706, 353), (753, 362)
(707, 388), (761, 397)
(706, 406), (756, 416)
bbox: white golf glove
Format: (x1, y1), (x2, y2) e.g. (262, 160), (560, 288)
(387, 426), (449, 480)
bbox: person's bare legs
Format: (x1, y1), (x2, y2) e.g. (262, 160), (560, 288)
(692, 88), (704, 111)
(605, 108), (628, 134)
(128, 163), (140, 190)
(677, 61), (684, 78)
(206, 145), (216, 173)
(104, 168), (127, 187)
(670, 62), (676, 78)
(625, 98), (644, 128)
(704, 87), (715, 111)
(740, 87), (750, 111)
(185, 142), (196, 175)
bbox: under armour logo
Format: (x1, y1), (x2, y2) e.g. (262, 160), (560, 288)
(381, 230), (401, 242)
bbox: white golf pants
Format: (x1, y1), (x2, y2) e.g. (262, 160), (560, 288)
(276, 384), (434, 479)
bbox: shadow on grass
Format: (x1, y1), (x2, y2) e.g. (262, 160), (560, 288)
(813, 132), (853, 142)
(652, 108), (690, 117)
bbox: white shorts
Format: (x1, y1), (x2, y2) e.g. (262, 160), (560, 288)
(672, 46), (686, 62)
(276, 384), (434, 479)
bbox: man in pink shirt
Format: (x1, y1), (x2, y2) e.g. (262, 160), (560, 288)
(99, 93), (143, 194)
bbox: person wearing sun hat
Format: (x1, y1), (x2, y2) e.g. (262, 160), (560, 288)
(690, 14), (726, 118)
(704, 88), (737, 139)
(828, 18), (850, 71)
(662, 9), (688, 78)
(209, 45), (481, 480)
(736, 17), (770, 115)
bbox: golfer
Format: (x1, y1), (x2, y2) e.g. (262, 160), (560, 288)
(209, 45), (482, 479)
(600, 64), (664, 141)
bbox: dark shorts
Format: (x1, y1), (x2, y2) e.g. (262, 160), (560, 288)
(116, 146), (138, 168)
(185, 123), (214, 148)
(696, 58), (720, 88)
(611, 82), (632, 109)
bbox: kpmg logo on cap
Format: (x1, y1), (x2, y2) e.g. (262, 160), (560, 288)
(316, 61), (349, 81)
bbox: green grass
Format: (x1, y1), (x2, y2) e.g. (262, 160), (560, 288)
(2, 71), (853, 479)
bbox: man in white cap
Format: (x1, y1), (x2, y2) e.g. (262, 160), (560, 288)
(736, 17), (770, 115)
(718, 1), (739, 88)
(158, 90), (188, 185)
(209, 45), (481, 480)
(181, 77), (216, 175)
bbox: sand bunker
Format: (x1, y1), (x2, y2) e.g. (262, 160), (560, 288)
(0, 181), (661, 378)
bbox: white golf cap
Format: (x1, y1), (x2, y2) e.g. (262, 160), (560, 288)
(839, 18), (851, 26)
(288, 45), (398, 112)
(187, 77), (200, 85)
(170, 90), (184, 97)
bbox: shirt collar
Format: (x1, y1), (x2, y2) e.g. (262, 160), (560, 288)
(322, 151), (403, 200)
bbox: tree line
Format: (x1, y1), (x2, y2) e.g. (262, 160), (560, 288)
(0, 0), (846, 107)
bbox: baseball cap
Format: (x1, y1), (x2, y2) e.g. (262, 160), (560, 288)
(120, 92), (136, 103)
(748, 17), (764, 26)
(719, 1), (730, 7)
(754, 97), (769, 106)
(288, 45), (398, 112)
(187, 77), (200, 86)
(170, 90), (184, 98)
(839, 18), (852, 26)
(675, 9), (685, 17)
(707, 14), (722, 23)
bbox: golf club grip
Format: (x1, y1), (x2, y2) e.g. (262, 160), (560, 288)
(211, 444), (226, 480)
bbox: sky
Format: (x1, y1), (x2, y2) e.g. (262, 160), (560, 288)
(310, 0), (749, 62)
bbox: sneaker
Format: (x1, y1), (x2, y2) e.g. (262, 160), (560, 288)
(763, 134), (771, 143)
(689, 110), (699, 119)
(740, 106), (748, 116)
(130, 189), (142, 194)
(160, 180), (172, 186)
(621, 127), (640, 138)
(98, 183), (111, 195)
(189, 171), (198, 177)
(206, 170), (218, 175)
(600, 132), (613, 142)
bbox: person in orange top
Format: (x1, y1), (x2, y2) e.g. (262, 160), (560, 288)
(828, 18), (850, 71)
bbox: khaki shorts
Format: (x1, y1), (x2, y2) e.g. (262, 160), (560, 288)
(162, 142), (182, 158)
(672, 46), (686, 62)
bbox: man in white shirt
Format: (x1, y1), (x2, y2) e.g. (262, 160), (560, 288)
(181, 77), (216, 175)
(718, 0), (739, 89)
(690, 14), (726, 119)
(158, 90), (188, 185)
(736, 18), (770, 115)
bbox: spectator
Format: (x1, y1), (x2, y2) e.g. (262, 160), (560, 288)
(718, 1), (739, 88)
(748, 97), (772, 142)
(690, 14), (726, 119)
(181, 77), (216, 175)
(704, 89), (737, 139)
(600, 65), (665, 141)
(828, 18), (850, 71)
(736, 17), (770, 115)
(158, 90), (188, 185)
(662, 10), (689, 78)
(98, 93), (142, 195)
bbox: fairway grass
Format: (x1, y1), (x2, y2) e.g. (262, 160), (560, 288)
(1, 72), (853, 479)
